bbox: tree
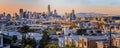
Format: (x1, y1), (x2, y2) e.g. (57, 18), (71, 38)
(69, 23), (78, 29)
(76, 29), (86, 35)
(25, 44), (32, 48)
(18, 25), (30, 38)
(39, 30), (51, 48)
(21, 37), (26, 48)
(45, 44), (59, 48)
(18, 25), (37, 48)
(17, 25), (35, 48)
(11, 35), (18, 48)
(22, 37), (36, 48)
(28, 29), (35, 32)
(11, 35), (18, 43)
(26, 37), (36, 48)
(96, 30), (102, 34)
(70, 45), (76, 48)
(64, 45), (76, 48)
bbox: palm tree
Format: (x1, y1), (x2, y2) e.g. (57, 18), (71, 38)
(18, 25), (30, 38)
(17, 25), (30, 48)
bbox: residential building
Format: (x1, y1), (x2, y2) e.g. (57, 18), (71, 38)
(113, 37), (120, 48)
(78, 36), (108, 48)
(96, 41), (109, 48)
(65, 35), (79, 47)
(58, 37), (65, 47)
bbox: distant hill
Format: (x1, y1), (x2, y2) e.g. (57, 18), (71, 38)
(76, 12), (109, 17)
(112, 16), (120, 20)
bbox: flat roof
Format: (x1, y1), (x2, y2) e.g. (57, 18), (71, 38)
(80, 36), (108, 40)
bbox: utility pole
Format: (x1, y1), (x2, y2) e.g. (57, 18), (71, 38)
(108, 16), (112, 48)
(109, 27), (112, 48)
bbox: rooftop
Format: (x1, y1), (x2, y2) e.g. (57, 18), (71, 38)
(80, 36), (108, 40)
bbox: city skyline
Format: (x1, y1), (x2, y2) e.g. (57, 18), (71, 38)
(0, 0), (120, 15)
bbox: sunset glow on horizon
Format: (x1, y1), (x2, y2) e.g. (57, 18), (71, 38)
(0, 0), (120, 15)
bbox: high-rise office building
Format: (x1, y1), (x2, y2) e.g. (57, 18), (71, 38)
(6, 13), (11, 21)
(48, 5), (51, 13)
(63, 12), (68, 19)
(19, 8), (24, 19)
(70, 9), (76, 22)
(23, 11), (27, 18)
(29, 12), (32, 19)
(3, 12), (5, 16)
(48, 5), (52, 16)
(15, 13), (19, 20)
(72, 9), (75, 14)
(54, 9), (58, 16)
(19, 9), (23, 14)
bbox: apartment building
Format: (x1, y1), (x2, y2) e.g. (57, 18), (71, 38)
(65, 36), (79, 47)
(58, 37), (65, 47)
(78, 36), (108, 48)
(113, 37), (120, 48)
(96, 41), (109, 48)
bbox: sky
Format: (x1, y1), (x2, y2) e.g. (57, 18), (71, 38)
(0, 0), (120, 15)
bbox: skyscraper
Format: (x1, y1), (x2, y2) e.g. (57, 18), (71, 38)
(53, 9), (58, 16)
(48, 5), (51, 13)
(19, 8), (24, 19)
(3, 12), (5, 16)
(48, 5), (51, 16)
(72, 9), (75, 14)
(15, 13), (19, 20)
(70, 9), (76, 22)
(19, 9), (23, 14)
(6, 13), (11, 21)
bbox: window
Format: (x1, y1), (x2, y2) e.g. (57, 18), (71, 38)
(79, 40), (81, 43)
(116, 41), (119, 47)
(84, 42), (87, 46)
